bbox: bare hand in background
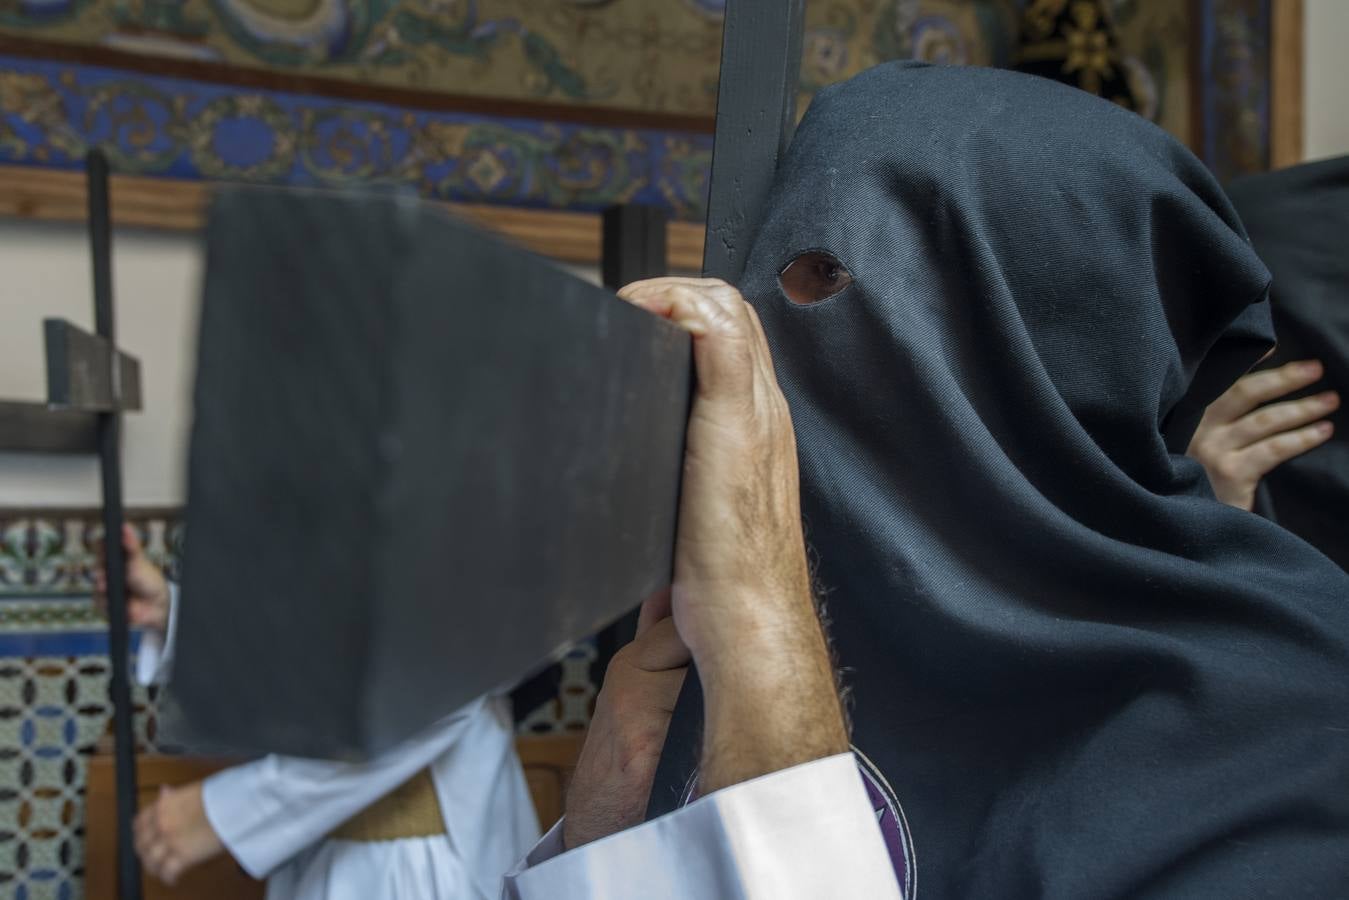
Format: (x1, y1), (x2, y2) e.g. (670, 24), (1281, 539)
(134, 781), (226, 885)
(92, 524), (171, 633)
(1189, 359), (1338, 510)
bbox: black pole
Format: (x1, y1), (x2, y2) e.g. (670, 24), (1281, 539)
(88, 148), (144, 900)
(645, 0), (806, 821)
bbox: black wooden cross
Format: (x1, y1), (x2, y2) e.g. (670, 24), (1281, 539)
(0, 150), (145, 899)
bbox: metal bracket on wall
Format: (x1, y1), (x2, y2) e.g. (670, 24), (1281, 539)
(0, 150), (144, 900)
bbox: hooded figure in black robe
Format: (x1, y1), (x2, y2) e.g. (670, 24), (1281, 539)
(651, 62), (1349, 898)
(1227, 156), (1349, 570)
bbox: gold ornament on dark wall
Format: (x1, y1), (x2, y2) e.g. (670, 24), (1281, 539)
(1014, 0), (1146, 115)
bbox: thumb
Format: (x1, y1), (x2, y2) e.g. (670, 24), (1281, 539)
(619, 281), (756, 405)
(127, 600), (154, 627)
(122, 524), (143, 558)
(635, 587), (672, 637)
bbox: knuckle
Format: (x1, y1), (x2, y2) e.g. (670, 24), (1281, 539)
(1296, 396), (1326, 417)
(1271, 432), (1302, 453)
(1295, 428), (1322, 450)
(703, 299), (743, 335)
(1249, 408), (1281, 431)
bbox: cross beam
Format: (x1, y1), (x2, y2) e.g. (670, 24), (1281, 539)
(0, 320), (142, 453)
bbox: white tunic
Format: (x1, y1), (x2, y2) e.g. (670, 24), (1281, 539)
(138, 586), (540, 900)
(501, 753), (905, 900)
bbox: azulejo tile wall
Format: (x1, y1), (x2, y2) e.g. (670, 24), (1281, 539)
(0, 511), (170, 900)
(0, 509), (595, 900)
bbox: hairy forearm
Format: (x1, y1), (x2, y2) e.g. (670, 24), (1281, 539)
(696, 597), (849, 794)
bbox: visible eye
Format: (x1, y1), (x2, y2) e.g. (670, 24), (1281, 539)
(778, 251), (854, 305)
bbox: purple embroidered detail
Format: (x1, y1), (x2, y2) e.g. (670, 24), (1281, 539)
(675, 748), (915, 898)
(854, 746), (916, 898)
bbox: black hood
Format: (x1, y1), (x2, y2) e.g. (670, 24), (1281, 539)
(1228, 155), (1349, 570)
(662, 62), (1349, 898)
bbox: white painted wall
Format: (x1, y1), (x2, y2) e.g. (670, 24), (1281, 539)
(0, 219), (603, 507)
(1305, 0), (1349, 162)
(0, 221), (202, 507)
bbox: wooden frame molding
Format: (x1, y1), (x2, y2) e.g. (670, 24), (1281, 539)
(1270, 0), (1305, 170)
(0, 165), (706, 271)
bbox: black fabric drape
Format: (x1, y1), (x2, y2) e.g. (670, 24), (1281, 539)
(1227, 155), (1349, 571)
(652, 62), (1349, 898)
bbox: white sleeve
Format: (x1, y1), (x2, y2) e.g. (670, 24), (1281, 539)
(201, 705), (476, 879)
(501, 753), (903, 900)
(135, 581), (180, 686)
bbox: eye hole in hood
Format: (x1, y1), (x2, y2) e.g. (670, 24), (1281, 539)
(779, 250), (854, 305)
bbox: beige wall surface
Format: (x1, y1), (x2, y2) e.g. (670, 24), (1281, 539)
(0, 221), (201, 506)
(1305, 0), (1349, 162)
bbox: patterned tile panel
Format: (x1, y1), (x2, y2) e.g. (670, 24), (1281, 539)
(0, 654), (160, 900)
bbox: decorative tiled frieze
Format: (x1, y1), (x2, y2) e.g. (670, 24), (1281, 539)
(0, 55), (716, 220)
(0, 512), (182, 601)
